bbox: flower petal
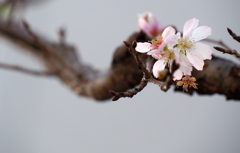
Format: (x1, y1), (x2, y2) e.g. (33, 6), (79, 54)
(194, 42), (212, 60)
(147, 49), (163, 59)
(165, 34), (178, 48)
(192, 26), (212, 41)
(152, 59), (166, 78)
(173, 69), (183, 80)
(162, 26), (176, 39)
(179, 54), (193, 75)
(183, 18), (199, 36)
(186, 50), (204, 70)
(135, 42), (151, 53)
(138, 12), (162, 37)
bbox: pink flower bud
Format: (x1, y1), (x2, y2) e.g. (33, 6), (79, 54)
(138, 12), (164, 37)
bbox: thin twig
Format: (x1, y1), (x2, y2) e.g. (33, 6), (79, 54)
(204, 38), (231, 50)
(145, 77), (164, 86)
(227, 28), (240, 43)
(124, 40), (151, 79)
(22, 20), (39, 41)
(110, 40), (172, 101)
(214, 47), (240, 58)
(109, 79), (148, 101)
(0, 62), (55, 76)
(109, 41), (150, 101)
(212, 28), (240, 59)
(58, 27), (66, 46)
(21, 20), (81, 76)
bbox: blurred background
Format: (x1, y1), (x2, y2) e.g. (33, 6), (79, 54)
(0, 0), (240, 153)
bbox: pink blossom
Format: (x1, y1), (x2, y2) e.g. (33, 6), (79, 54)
(138, 12), (164, 37)
(173, 53), (193, 80)
(135, 17), (213, 82)
(135, 26), (177, 78)
(176, 18), (212, 71)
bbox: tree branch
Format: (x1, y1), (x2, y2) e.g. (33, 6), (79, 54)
(0, 62), (55, 76)
(214, 47), (240, 58)
(227, 27), (240, 43)
(214, 28), (240, 59)
(0, 19), (240, 101)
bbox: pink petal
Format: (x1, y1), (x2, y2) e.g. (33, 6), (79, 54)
(147, 49), (163, 59)
(173, 56), (193, 80)
(194, 42), (212, 60)
(186, 50), (204, 71)
(192, 26), (212, 41)
(180, 62), (192, 75)
(153, 59), (166, 78)
(162, 26), (176, 39)
(165, 34), (179, 47)
(173, 69), (183, 80)
(178, 54), (193, 75)
(174, 49), (180, 64)
(138, 12), (161, 37)
(148, 49), (160, 55)
(183, 18), (199, 36)
(135, 42), (151, 53)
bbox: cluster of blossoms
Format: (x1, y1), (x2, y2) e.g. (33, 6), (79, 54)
(136, 12), (212, 91)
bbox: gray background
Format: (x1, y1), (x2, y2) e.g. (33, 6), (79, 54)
(1, 0), (240, 153)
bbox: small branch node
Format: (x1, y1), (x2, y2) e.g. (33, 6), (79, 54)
(123, 41), (130, 47)
(227, 27), (240, 43)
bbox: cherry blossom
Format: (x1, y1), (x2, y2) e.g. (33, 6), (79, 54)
(135, 26), (177, 78)
(173, 53), (193, 80)
(175, 18), (212, 71)
(135, 16), (213, 90)
(138, 12), (164, 37)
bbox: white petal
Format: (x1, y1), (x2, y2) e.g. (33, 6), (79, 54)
(194, 42), (212, 60)
(165, 34), (178, 47)
(180, 62), (192, 75)
(135, 42), (151, 53)
(186, 50), (204, 70)
(178, 54), (193, 75)
(174, 49), (180, 64)
(162, 26), (176, 39)
(192, 26), (212, 41)
(173, 69), (183, 80)
(183, 18), (199, 36)
(152, 60), (166, 78)
(148, 49), (163, 59)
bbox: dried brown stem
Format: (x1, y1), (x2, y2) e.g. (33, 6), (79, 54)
(227, 28), (240, 43)
(126, 40), (152, 79)
(213, 28), (240, 59)
(109, 79), (148, 101)
(214, 47), (240, 58)
(204, 38), (231, 50)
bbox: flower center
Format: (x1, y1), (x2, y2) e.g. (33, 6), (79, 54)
(150, 36), (163, 50)
(177, 38), (194, 53)
(164, 50), (174, 61)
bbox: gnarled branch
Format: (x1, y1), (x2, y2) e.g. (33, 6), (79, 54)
(0, 20), (240, 101)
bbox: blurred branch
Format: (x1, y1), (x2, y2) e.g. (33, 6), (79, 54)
(0, 62), (55, 76)
(204, 38), (231, 50)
